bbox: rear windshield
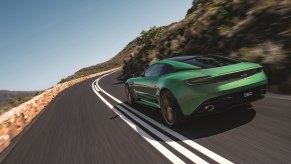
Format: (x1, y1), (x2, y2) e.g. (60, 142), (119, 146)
(179, 55), (240, 68)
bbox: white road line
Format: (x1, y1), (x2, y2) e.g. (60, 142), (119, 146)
(93, 83), (208, 164)
(116, 104), (209, 164)
(96, 72), (234, 164)
(94, 81), (208, 164)
(91, 82), (186, 164)
(96, 74), (121, 102)
(93, 84), (100, 92)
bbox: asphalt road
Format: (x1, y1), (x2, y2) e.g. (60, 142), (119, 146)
(1, 70), (290, 164)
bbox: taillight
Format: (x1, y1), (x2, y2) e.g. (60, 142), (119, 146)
(185, 76), (210, 85)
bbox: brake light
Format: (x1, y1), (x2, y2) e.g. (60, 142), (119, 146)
(185, 76), (210, 85)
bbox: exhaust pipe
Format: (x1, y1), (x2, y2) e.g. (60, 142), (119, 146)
(203, 105), (215, 112)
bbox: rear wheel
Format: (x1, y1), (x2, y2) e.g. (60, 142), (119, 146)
(160, 90), (183, 127)
(125, 85), (135, 106)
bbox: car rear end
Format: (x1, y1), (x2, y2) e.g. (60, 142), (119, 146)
(165, 55), (268, 116)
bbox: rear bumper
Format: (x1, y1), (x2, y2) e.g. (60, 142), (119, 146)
(192, 84), (267, 115)
(175, 70), (268, 116)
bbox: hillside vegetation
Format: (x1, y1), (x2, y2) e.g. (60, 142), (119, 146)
(0, 90), (38, 114)
(66, 0), (291, 93)
(120, 0), (291, 93)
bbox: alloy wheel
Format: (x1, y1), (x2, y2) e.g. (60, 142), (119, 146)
(162, 94), (175, 124)
(125, 85), (133, 105)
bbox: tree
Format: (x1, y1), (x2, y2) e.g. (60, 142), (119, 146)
(136, 26), (163, 48)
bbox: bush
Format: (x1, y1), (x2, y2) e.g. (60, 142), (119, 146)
(58, 78), (67, 84)
(136, 26), (163, 47)
(120, 27), (163, 81)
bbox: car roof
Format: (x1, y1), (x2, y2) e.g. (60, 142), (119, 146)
(166, 56), (196, 61)
(154, 56), (200, 70)
(154, 55), (240, 69)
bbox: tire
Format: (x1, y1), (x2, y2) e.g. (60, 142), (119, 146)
(160, 90), (184, 127)
(125, 84), (135, 106)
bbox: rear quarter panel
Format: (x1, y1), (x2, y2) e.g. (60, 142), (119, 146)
(158, 68), (268, 116)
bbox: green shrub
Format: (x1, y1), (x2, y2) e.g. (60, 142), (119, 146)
(58, 78), (67, 84)
(136, 26), (163, 47)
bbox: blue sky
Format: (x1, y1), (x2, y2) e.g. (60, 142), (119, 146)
(0, 0), (192, 91)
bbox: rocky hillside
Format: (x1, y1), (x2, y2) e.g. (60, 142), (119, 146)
(120, 0), (291, 94)
(66, 0), (291, 93)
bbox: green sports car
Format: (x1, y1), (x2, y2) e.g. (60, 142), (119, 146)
(125, 55), (268, 126)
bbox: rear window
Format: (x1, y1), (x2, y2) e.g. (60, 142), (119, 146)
(180, 55), (240, 68)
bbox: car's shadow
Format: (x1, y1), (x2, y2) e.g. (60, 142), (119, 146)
(118, 102), (256, 140)
(175, 107), (256, 139)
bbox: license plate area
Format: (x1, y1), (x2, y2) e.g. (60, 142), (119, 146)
(243, 91), (253, 98)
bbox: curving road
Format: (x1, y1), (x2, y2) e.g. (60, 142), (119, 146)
(1, 70), (290, 164)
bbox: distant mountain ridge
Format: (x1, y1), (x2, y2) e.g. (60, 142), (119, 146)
(0, 90), (36, 103)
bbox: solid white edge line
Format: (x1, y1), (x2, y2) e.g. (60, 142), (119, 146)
(97, 72), (235, 164)
(94, 76), (208, 164)
(94, 84), (100, 92)
(91, 81), (186, 164)
(96, 74), (121, 103)
(115, 105), (209, 164)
